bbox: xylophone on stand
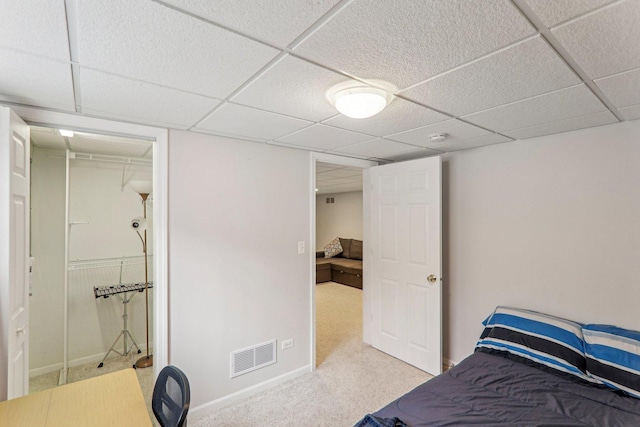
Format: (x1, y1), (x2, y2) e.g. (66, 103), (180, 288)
(94, 281), (153, 368)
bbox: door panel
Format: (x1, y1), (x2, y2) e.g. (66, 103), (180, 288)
(370, 156), (441, 375)
(1, 107), (30, 400)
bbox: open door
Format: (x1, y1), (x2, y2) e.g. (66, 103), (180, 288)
(369, 156), (442, 375)
(0, 107), (30, 400)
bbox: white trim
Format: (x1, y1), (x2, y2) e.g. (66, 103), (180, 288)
(189, 365), (311, 420)
(29, 342), (154, 377)
(6, 105), (169, 381)
(309, 152), (377, 371)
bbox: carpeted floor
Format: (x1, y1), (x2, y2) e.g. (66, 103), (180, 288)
(192, 282), (433, 427)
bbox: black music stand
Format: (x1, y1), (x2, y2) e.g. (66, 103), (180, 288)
(94, 283), (151, 367)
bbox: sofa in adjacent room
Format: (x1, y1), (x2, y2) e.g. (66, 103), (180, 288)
(316, 237), (363, 289)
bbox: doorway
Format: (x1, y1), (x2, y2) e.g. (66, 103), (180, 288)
(29, 126), (154, 394)
(310, 154), (376, 369)
(2, 105), (168, 399)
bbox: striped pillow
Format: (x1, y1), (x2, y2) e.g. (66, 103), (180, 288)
(476, 306), (591, 381)
(583, 324), (640, 398)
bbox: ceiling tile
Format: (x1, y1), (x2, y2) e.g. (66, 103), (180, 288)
(504, 111), (618, 140)
(77, 0), (279, 99)
(232, 55), (350, 122)
(276, 124), (374, 150)
(524, 0), (614, 27)
(80, 68), (221, 129)
(619, 104), (640, 121)
(594, 68), (640, 108)
(551, 1), (640, 79)
(0, 48), (75, 111)
(401, 36), (581, 116)
(387, 119), (491, 147)
(430, 134), (512, 152)
(318, 168), (362, 179)
(323, 98), (449, 137)
(0, 0), (70, 61)
(462, 85), (607, 131)
(295, 0), (534, 89)
(330, 138), (424, 159)
(161, 0), (340, 47)
(196, 102), (312, 141)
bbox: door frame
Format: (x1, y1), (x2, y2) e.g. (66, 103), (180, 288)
(7, 105), (169, 380)
(309, 152), (377, 370)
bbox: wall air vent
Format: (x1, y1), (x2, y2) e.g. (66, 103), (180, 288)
(230, 339), (276, 378)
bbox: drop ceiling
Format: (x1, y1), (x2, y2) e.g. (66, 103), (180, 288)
(1, 0), (638, 163)
(316, 162), (362, 195)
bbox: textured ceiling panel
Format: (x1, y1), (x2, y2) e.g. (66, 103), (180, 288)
(594, 68), (640, 108)
(551, 1), (640, 79)
(196, 102), (312, 141)
(387, 119), (491, 147)
(276, 124), (374, 150)
(524, 0), (614, 27)
(402, 36), (581, 116)
(294, 0), (534, 89)
(80, 68), (221, 129)
(331, 138), (423, 160)
(0, 0), (70, 61)
(323, 98), (449, 137)
(619, 104), (640, 121)
(232, 55), (350, 122)
(161, 0), (340, 47)
(425, 134), (512, 152)
(503, 111), (618, 140)
(76, 0), (279, 99)
(463, 85), (608, 132)
(0, 48), (75, 111)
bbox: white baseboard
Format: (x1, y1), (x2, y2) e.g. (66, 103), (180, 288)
(29, 342), (153, 377)
(189, 364), (312, 420)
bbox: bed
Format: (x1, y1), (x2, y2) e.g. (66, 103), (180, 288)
(357, 306), (640, 427)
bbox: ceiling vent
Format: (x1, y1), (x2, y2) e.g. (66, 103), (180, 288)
(230, 339), (276, 378)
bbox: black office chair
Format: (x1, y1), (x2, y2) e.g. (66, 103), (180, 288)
(152, 365), (191, 427)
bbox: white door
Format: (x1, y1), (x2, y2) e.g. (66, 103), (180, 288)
(0, 107), (30, 400)
(369, 156), (442, 375)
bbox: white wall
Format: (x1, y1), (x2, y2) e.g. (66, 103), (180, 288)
(316, 191), (363, 251)
(443, 120), (640, 364)
(168, 130), (312, 410)
(30, 148), (153, 374)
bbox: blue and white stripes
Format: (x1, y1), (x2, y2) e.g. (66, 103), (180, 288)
(584, 324), (640, 398)
(476, 306), (591, 381)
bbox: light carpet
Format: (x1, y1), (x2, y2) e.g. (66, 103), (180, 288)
(193, 282), (433, 427)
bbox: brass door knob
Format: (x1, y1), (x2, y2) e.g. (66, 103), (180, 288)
(427, 274), (437, 283)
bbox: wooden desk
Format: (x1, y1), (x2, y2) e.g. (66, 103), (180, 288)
(0, 369), (152, 427)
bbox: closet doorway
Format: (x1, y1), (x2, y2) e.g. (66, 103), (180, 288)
(28, 126), (156, 396)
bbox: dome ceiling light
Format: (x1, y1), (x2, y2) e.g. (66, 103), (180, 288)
(327, 81), (395, 119)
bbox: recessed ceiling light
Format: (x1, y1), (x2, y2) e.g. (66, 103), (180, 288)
(327, 81), (395, 119)
(59, 129), (74, 137)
